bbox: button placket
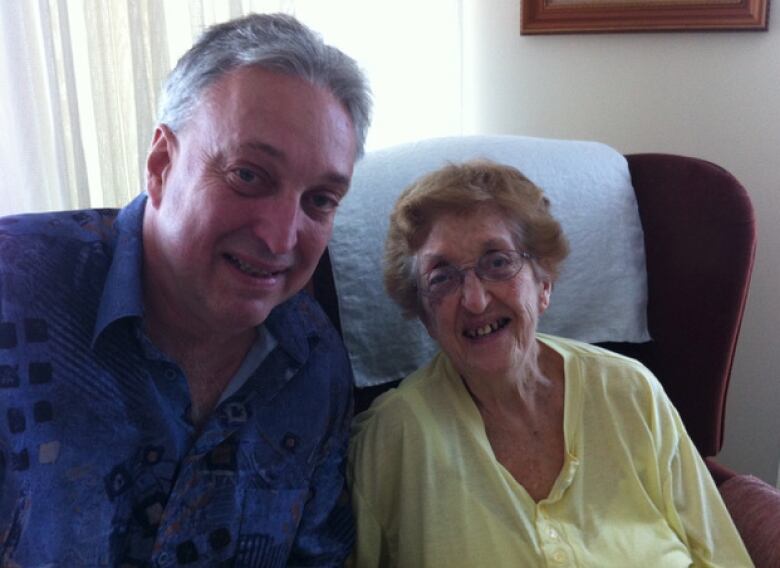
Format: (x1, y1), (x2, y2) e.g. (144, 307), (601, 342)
(536, 507), (571, 566)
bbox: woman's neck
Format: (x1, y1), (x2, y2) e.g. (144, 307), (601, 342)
(462, 340), (564, 419)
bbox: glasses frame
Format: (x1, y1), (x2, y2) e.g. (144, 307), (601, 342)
(418, 249), (533, 300)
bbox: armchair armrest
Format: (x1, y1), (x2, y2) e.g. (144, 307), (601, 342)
(706, 457), (739, 486)
(717, 473), (780, 568)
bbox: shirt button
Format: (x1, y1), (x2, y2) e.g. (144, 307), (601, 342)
(552, 550), (567, 564)
(548, 528), (559, 541)
(282, 433), (299, 451)
(164, 368), (177, 380)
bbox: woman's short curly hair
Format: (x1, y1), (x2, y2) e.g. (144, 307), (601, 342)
(383, 159), (570, 320)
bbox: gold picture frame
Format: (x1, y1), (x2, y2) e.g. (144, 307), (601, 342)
(521, 0), (770, 33)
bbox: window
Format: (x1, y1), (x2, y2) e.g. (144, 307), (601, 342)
(0, 0), (463, 215)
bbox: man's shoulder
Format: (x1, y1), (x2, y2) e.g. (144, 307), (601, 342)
(0, 208), (120, 242)
(0, 208), (121, 270)
(0, 207), (126, 308)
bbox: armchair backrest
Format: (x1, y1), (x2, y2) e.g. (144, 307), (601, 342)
(311, 149), (756, 459)
(601, 154), (756, 457)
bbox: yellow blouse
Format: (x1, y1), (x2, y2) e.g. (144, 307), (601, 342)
(348, 334), (752, 567)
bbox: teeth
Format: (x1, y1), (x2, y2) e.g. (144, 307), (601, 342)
(465, 319), (506, 339)
(477, 323), (494, 336)
(227, 254), (273, 277)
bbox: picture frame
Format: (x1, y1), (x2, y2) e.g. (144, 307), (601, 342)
(521, 0), (770, 34)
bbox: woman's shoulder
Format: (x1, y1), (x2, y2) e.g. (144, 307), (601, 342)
(539, 333), (651, 372)
(352, 353), (449, 434)
(348, 354), (457, 499)
(538, 333), (664, 398)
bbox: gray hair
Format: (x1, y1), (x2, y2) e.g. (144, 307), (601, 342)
(158, 13), (372, 157)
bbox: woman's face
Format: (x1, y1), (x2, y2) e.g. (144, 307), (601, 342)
(417, 208), (552, 381)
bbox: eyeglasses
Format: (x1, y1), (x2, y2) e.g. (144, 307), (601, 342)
(418, 250), (532, 299)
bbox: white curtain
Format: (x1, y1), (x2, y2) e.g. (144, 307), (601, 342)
(0, 0), (462, 216)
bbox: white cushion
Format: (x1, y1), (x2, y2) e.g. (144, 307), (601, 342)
(330, 135), (650, 387)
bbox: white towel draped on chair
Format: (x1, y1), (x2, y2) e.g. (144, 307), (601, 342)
(330, 135), (650, 387)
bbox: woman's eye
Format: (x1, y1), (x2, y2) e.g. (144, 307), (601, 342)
(485, 252), (511, 268)
(428, 270), (451, 287)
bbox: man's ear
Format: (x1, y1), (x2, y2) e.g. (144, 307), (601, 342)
(146, 125), (176, 207)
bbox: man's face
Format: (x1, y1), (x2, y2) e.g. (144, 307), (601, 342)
(144, 66), (357, 336)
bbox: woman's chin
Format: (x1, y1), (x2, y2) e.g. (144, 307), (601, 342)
(455, 335), (535, 380)
(457, 354), (513, 382)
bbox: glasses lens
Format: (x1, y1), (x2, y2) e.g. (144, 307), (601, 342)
(423, 266), (459, 297)
(420, 251), (527, 298)
(478, 251), (523, 281)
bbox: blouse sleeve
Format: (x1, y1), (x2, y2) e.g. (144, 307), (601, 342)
(345, 482), (391, 568)
(657, 390), (753, 567)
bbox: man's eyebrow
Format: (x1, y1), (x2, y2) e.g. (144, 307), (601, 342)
(243, 140), (285, 160)
(240, 141), (351, 188)
(323, 172), (352, 190)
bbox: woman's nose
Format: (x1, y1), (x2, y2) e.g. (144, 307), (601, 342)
(460, 270), (490, 313)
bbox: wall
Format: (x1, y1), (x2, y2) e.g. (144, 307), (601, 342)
(462, 0), (780, 483)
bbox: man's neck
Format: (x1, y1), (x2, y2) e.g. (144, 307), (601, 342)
(145, 308), (258, 429)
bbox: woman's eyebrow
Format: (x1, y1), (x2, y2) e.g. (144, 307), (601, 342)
(418, 252), (450, 269)
(481, 238), (513, 250)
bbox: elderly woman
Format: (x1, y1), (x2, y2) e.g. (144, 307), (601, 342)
(348, 160), (751, 567)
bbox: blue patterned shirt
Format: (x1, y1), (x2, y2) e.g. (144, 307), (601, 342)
(0, 194), (355, 567)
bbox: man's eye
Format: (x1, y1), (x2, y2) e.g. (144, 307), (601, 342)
(236, 168), (256, 183)
(227, 167), (273, 196)
(306, 191), (340, 214)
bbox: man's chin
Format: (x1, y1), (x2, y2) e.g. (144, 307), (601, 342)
(236, 306), (276, 330)
(234, 294), (293, 328)
(209, 284), (300, 331)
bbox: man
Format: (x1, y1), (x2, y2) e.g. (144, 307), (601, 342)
(0, 13), (371, 566)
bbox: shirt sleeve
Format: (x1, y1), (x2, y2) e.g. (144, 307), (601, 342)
(657, 390), (754, 567)
(287, 350), (356, 567)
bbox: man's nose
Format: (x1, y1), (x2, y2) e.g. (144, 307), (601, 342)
(253, 192), (301, 255)
(460, 270), (490, 313)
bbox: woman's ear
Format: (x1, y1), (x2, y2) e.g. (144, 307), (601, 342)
(419, 304), (438, 342)
(539, 279), (552, 313)
(146, 125), (176, 207)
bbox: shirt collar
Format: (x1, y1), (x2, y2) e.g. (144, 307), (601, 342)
(92, 193), (148, 346)
(264, 292), (323, 366)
